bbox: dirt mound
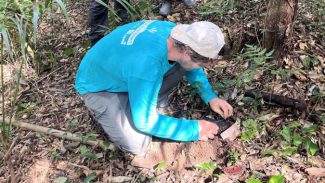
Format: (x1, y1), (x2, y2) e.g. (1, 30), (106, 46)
(131, 138), (229, 169)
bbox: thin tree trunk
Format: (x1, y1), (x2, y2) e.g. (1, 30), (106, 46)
(263, 0), (298, 60)
(1, 118), (116, 150)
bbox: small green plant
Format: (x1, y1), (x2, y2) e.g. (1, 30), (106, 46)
(268, 175), (284, 183)
(0, 0), (68, 152)
(279, 121), (318, 156)
(79, 145), (98, 159)
(83, 172), (96, 183)
(51, 150), (62, 160)
(228, 150), (240, 165)
(194, 162), (217, 170)
(247, 178), (262, 183)
(241, 119), (258, 141)
(199, 0), (237, 15)
(235, 45), (274, 88)
(155, 162), (168, 170)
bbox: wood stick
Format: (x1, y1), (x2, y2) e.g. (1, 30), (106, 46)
(1, 118), (116, 150)
(244, 90), (308, 111)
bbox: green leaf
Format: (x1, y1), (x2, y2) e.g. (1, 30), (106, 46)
(302, 125), (317, 135)
(79, 145), (88, 154)
(64, 48), (75, 57)
(54, 177), (69, 183)
(195, 162), (217, 170)
(265, 49), (275, 57)
(155, 162), (168, 170)
(309, 142), (318, 156)
(32, 2), (39, 43)
(102, 141), (110, 152)
(288, 120), (300, 128)
(261, 149), (277, 155)
(83, 172), (96, 183)
(247, 178), (262, 183)
(293, 133), (302, 146)
(281, 146), (297, 156)
(241, 119), (258, 141)
(1, 28), (13, 60)
(268, 175), (285, 183)
(53, 0), (69, 20)
(83, 152), (97, 159)
(282, 126), (291, 142)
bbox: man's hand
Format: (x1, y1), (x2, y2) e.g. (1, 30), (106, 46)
(209, 98), (233, 119)
(198, 120), (219, 141)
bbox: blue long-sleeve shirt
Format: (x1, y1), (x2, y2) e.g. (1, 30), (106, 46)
(75, 20), (217, 141)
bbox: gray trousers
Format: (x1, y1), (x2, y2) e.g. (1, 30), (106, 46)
(82, 64), (185, 155)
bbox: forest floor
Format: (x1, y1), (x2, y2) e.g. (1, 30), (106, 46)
(0, 0), (324, 182)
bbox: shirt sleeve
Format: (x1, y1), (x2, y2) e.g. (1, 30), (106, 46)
(185, 67), (218, 104)
(128, 76), (199, 141)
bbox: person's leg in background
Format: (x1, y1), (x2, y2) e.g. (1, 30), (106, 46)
(89, 0), (128, 47)
(159, 0), (197, 17)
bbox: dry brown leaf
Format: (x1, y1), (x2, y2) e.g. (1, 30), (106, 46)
(249, 156), (274, 171)
(308, 156), (325, 167)
(293, 71), (308, 81)
(111, 176), (133, 183)
(281, 165), (305, 182)
(299, 42), (307, 50)
(305, 168), (325, 177)
(26, 159), (51, 183)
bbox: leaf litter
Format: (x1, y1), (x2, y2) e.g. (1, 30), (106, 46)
(0, 0), (324, 182)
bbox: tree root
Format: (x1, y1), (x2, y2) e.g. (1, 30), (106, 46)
(244, 90), (308, 111)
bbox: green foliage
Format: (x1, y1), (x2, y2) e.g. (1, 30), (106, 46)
(155, 162), (168, 170)
(195, 162), (217, 170)
(280, 121), (318, 156)
(51, 150), (62, 160)
(83, 172), (96, 183)
(101, 0), (155, 31)
(199, 0), (237, 15)
(0, 0), (68, 149)
(235, 45), (274, 88)
(241, 119), (258, 141)
(228, 150), (240, 165)
(102, 141), (111, 152)
(305, 0), (325, 36)
(247, 178), (262, 183)
(268, 175), (284, 183)
(79, 145), (97, 159)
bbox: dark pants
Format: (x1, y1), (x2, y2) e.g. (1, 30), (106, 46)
(82, 64), (186, 155)
(89, 0), (128, 46)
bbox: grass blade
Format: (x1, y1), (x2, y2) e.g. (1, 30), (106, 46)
(33, 2), (39, 43)
(1, 28), (13, 61)
(53, 0), (69, 21)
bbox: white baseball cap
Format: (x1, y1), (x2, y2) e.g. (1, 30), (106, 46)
(170, 21), (225, 59)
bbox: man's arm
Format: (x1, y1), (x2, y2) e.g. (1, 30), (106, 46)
(185, 67), (233, 118)
(127, 76), (200, 141)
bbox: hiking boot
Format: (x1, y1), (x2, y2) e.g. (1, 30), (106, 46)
(159, 1), (171, 16)
(182, 0), (196, 7)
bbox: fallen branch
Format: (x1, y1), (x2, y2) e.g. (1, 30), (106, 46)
(244, 90), (308, 111)
(1, 118), (115, 151)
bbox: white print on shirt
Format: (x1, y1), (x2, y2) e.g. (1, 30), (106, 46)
(121, 20), (155, 46)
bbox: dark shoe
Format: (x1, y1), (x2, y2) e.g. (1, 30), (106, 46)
(159, 1), (171, 16)
(182, 0), (196, 7)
